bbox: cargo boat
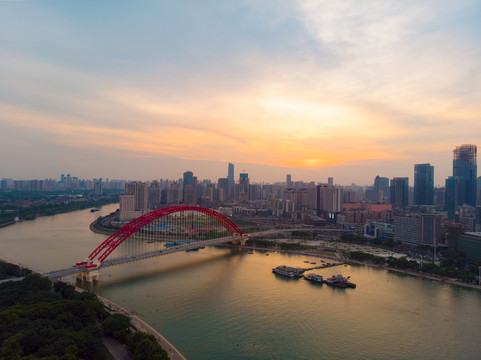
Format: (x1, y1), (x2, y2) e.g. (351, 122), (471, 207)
(303, 273), (324, 284)
(272, 265), (303, 278)
(324, 274), (356, 288)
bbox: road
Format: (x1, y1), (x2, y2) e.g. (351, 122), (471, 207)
(102, 336), (132, 360)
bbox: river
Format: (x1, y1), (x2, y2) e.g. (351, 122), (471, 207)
(1, 204), (480, 360)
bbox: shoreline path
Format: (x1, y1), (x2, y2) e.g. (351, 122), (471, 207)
(92, 292), (187, 360)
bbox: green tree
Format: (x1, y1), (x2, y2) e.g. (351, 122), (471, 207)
(102, 314), (131, 342)
(0, 333), (23, 360)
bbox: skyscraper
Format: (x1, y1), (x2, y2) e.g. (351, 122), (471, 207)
(446, 144), (477, 218)
(94, 178), (103, 198)
(286, 174), (292, 188)
(238, 173), (249, 201)
(227, 163), (234, 199)
(453, 144), (477, 206)
(239, 173), (249, 193)
(183, 171), (194, 189)
(217, 178), (229, 202)
(373, 175), (389, 203)
(390, 177), (409, 208)
(414, 163), (434, 205)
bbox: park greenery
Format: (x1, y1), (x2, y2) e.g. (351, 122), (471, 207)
(348, 251), (476, 283)
(340, 233), (395, 248)
(0, 270), (170, 360)
(0, 192), (119, 226)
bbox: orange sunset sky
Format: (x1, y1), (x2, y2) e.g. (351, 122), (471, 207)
(0, 0), (480, 185)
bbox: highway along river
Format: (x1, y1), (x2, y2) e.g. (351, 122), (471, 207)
(1, 204), (481, 360)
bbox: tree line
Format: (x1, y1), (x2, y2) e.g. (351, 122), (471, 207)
(348, 251), (476, 283)
(0, 273), (170, 360)
(0, 194), (118, 226)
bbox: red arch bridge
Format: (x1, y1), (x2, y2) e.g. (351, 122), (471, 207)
(44, 206), (248, 281)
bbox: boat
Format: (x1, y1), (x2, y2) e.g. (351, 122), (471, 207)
(303, 273), (324, 284)
(310, 262), (316, 264)
(272, 265), (303, 278)
(90, 208), (100, 212)
(304, 260), (310, 263)
(324, 274), (356, 288)
(165, 240), (190, 247)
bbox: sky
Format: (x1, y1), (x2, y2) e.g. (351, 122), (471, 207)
(0, 0), (480, 186)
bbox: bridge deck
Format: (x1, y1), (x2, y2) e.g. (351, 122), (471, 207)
(43, 234), (243, 279)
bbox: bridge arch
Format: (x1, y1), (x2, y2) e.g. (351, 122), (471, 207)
(87, 206), (243, 264)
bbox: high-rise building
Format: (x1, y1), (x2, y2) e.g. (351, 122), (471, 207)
(148, 181), (161, 208)
(227, 163), (234, 199)
(119, 194), (137, 221)
(434, 187), (445, 207)
(183, 171), (194, 189)
(453, 144), (477, 206)
(446, 144), (477, 218)
(475, 206), (481, 232)
(183, 185), (195, 204)
(390, 177), (409, 208)
(238, 173), (249, 201)
(317, 184), (343, 215)
(456, 232), (481, 264)
(373, 176), (389, 203)
(478, 176), (481, 206)
(414, 163), (434, 205)
(182, 171), (194, 204)
(286, 174), (292, 188)
(125, 182), (149, 211)
(445, 176), (462, 219)
(167, 182), (180, 204)
(217, 178), (229, 202)
(94, 178), (103, 197)
(394, 214), (441, 246)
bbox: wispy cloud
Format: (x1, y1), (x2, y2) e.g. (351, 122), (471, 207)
(0, 0), (479, 182)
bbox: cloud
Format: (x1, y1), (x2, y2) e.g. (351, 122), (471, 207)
(296, 1), (481, 111)
(0, 0), (479, 184)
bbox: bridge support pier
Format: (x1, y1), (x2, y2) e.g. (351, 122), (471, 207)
(231, 238), (247, 246)
(76, 271), (100, 282)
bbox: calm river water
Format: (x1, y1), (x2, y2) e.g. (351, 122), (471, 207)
(1, 204), (481, 360)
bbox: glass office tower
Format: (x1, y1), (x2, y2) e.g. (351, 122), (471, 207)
(446, 144), (477, 218)
(414, 163), (434, 205)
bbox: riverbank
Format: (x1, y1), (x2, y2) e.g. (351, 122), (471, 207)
(225, 244), (481, 291)
(94, 292), (187, 360)
(89, 217), (117, 235)
(1, 257), (185, 360)
(0, 197), (118, 228)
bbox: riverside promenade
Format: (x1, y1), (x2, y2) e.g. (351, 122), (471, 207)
(95, 293), (187, 360)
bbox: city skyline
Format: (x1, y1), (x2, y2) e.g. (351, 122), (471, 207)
(0, 153), (480, 188)
(1, 1), (480, 185)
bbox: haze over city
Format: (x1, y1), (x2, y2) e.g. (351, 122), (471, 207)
(0, 0), (480, 185)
